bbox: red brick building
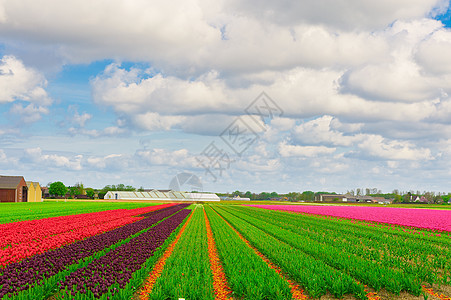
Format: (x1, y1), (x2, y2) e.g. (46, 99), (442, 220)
(0, 175), (28, 202)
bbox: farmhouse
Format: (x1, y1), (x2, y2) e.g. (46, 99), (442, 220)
(26, 182), (42, 202)
(0, 175), (28, 202)
(317, 194), (346, 202)
(104, 189), (220, 201)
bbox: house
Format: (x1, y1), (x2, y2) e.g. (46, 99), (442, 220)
(26, 182), (42, 202)
(412, 195), (421, 202)
(317, 194), (346, 202)
(41, 187), (50, 198)
(419, 196), (428, 203)
(0, 175), (28, 202)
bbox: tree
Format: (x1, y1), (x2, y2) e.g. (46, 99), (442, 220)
(301, 191), (315, 201)
(86, 188), (95, 199)
(49, 182), (68, 197)
(233, 190), (243, 197)
(244, 191), (252, 199)
(356, 188), (362, 196)
(393, 194), (402, 203)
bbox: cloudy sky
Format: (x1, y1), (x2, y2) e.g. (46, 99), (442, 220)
(1, 0), (451, 194)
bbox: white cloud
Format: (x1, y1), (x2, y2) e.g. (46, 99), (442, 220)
(2, 0), (451, 192)
(72, 111), (92, 127)
(278, 141), (336, 158)
(224, 0), (446, 30)
(357, 135), (433, 161)
(0, 149), (7, 163)
(10, 103), (49, 123)
(67, 126), (127, 138)
(86, 154), (129, 170)
(0, 55), (51, 105)
(236, 155), (280, 172)
(416, 28), (451, 74)
(133, 113), (185, 132)
(293, 115), (361, 147)
(0, 55), (52, 122)
(23, 147), (83, 170)
(136, 148), (198, 168)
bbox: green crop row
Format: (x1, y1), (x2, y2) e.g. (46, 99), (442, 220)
(235, 206), (451, 285)
(221, 206), (423, 296)
(210, 205), (367, 299)
(149, 205), (215, 300)
(204, 205), (292, 300)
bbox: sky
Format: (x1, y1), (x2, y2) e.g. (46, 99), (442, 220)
(1, 0), (451, 194)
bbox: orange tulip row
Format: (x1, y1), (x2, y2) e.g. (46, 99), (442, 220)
(422, 285), (451, 300)
(204, 209), (232, 300)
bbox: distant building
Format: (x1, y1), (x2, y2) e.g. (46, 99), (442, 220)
(318, 194), (346, 202)
(26, 182), (42, 202)
(232, 196), (250, 201)
(104, 189), (220, 201)
(0, 175), (28, 202)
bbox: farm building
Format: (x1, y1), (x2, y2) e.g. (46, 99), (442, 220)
(104, 189), (220, 201)
(0, 175), (28, 202)
(26, 182), (42, 202)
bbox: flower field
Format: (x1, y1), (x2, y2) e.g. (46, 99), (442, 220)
(247, 204), (451, 232)
(1, 202), (450, 299)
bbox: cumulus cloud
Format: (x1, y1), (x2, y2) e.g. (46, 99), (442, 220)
(72, 111), (92, 128)
(86, 154), (129, 170)
(357, 135), (433, 161)
(0, 55), (51, 104)
(10, 103), (49, 123)
(136, 148), (198, 168)
(224, 0), (446, 30)
(67, 126), (127, 137)
(0, 55), (52, 122)
(416, 28), (451, 74)
(23, 147), (83, 170)
(2, 0), (451, 191)
(293, 116), (361, 147)
(278, 141), (336, 158)
(0, 149), (7, 163)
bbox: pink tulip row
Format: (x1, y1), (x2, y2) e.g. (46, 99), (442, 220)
(247, 205), (451, 232)
(0, 203), (176, 266)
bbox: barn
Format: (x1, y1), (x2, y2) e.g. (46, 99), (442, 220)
(0, 175), (28, 203)
(26, 182), (42, 202)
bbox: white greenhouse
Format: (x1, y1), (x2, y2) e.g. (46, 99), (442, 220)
(104, 189), (220, 201)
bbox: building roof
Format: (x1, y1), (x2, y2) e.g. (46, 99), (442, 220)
(0, 176), (25, 189)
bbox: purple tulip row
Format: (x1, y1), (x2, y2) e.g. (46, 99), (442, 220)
(0, 204), (190, 298)
(60, 208), (191, 298)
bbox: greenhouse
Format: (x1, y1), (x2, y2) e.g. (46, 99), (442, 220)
(103, 189), (220, 201)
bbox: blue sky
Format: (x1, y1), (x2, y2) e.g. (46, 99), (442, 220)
(1, 0), (451, 194)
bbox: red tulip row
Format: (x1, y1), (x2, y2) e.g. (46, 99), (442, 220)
(0, 204), (176, 266)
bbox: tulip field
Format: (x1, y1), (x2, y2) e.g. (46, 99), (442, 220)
(1, 202), (451, 299)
